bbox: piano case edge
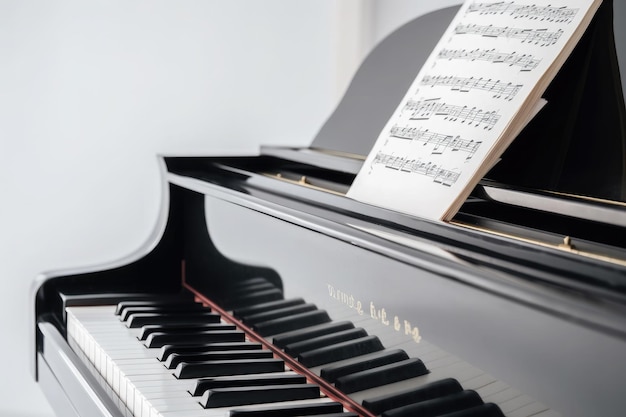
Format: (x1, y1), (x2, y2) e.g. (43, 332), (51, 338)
(37, 321), (125, 417)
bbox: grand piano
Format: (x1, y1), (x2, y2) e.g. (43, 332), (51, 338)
(32, 3), (626, 417)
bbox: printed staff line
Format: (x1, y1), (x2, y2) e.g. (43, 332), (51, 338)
(403, 98), (501, 130)
(466, 2), (579, 24)
(420, 75), (523, 101)
(454, 23), (563, 47)
(438, 48), (541, 71)
(389, 125), (482, 160)
(371, 152), (461, 187)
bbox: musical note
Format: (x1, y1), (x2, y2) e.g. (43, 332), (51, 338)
(420, 75), (522, 101)
(403, 98), (501, 130)
(466, 2), (579, 24)
(438, 48), (541, 71)
(371, 152), (461, 187)
(389, 124), (482, 160)
(454, 24), (563, 47)
(347, 0), (599, 221)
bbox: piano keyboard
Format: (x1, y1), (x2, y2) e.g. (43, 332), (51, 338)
(65, 295), (557, 417)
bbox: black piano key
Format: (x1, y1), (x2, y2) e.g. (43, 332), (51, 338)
(230, 277), (273, 287)
(158, 342), (262, 361)
(119, 304), (208, 321)
(222, 288), (284, 310)
(229, 401), (344, 417)
(253, 310), (331, 336)
(362, 378), (463, 414)
(334, 358), (428, 394)
(145, 330), (245, 348)
(297, 335), (384, 367)
(228, 282), (278, 297)
(233, 298), (306, 318)
(192, 374), (307, 396)
(114, 296), (195, 315)
(438, 403), (505, 417)
(284, 328), (368, 357)
(165, 350), (274, 369)
(139, 323), (236, 341)
(174, 358), (285, 379)
(320, 349), (409, 383)
(201, 384), (320, 408)
(242, 303), (318, 326)
(272, 321), (355, 349)
(126, 311), (221, 328)
(381, 390), (483, 417)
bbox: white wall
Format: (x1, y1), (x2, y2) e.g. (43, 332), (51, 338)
(366, 0), (462, 50)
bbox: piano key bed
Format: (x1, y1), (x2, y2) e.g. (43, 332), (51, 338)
(65, 292), (557, 417)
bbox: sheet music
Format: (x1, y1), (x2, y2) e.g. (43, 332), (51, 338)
(347, 0), (601, 221)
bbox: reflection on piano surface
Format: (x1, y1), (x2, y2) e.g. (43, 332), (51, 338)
(32, 4), (626, 417)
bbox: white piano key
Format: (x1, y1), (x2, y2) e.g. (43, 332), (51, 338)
(158, 397), (337, 417)
(462, 373), (498, 390)
(532, 410), (562, 417)
(484, 387), (523, 404)
(426, 353), (463, 369)
(107, 349), (161, 360)
(124, 373), (178, 385)
(147, 396), (204, 410)
(500, 394), (536, 413)
(130, 378), (196, 391)
(477, 379), (510, 397)
(140, 386), (196, 398)
(507, 399), (549, 417)
(417, 346), (453, 362)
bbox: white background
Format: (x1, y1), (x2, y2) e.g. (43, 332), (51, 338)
(0, 1), (462, 415)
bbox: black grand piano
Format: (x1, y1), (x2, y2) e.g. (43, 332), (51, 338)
(32, 3), (626, 417)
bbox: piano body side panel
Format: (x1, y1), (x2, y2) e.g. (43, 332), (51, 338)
(180, 187), (283, 298)
(195, 193), (626, 417)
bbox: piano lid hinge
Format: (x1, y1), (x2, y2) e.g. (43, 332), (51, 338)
(454, 221), (626, 266)
(264, 172), (345, 195)
(558, 236), (575, 251)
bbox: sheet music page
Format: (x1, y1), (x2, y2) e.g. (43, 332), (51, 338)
(347, 0), (601, 221)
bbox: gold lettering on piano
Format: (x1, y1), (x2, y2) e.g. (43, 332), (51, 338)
(327, 284), (364, 316)
(404, 319), (422, 343)
(370, 302), (390, 326)
(328, 285), (421, 344)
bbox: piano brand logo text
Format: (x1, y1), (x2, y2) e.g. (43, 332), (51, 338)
(327, 284), (364, 315)
(327, 284), (421, 344)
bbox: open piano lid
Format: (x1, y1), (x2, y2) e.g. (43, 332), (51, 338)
(257, 2), (626, 266)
